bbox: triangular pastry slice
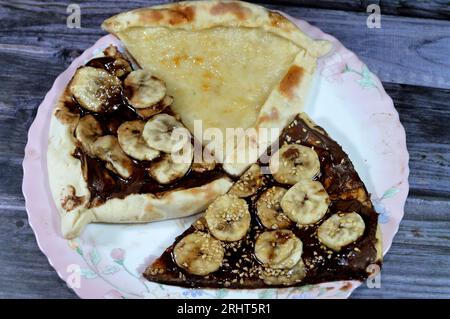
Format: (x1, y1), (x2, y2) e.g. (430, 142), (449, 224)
(144, 113), (382, 288)
(102, 0), (331, 176)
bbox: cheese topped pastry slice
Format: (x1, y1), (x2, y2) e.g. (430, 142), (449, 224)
(102, 0), (331, 176)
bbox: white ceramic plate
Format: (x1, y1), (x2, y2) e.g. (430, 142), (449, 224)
(23, 16), (409, 299)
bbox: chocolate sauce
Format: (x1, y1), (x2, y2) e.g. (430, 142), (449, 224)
(145, 115), (380, 289)
(86, 57), (130, 80)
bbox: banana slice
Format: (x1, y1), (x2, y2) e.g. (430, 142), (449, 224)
(107, 58), (132, 79)
(205, 194), (251, 242)
(143, 114), (190, 153)
(173, 232), (224, 276)
(281, 180), (330, 225)
(318, 212), (365, 251)
(102, 45), (132, 78)
(269, 144), (320, 185)
(254, 230), (303, 269)
(117, 120), (160, 161)
(75, 115), (103, 156)
(69, 66), (122, 113)
(229, 164), (264, 198)
(92, 135), (134, 178)
(256, 187), (293, 230)
(261, 260), (306, 286)
(135, 95), (173, 119)
(103, 45), (122, 58)
(87, 45), (132, 79)
(148, 142), (193, 184)
(124, 69), (166, 109)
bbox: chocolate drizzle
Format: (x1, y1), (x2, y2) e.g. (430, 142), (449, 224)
(74, 146), (227, 207)
(86, 56), (131, 80)
(144, 115), (380, 289)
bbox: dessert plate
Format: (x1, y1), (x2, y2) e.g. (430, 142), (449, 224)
(22, 15), (409, 299)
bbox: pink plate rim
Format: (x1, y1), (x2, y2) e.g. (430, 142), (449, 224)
(22, 15), (409, 299)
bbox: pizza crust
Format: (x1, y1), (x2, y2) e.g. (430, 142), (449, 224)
(102, 0), (331, 176)
(60, 179), (233, 239)
(48, 94), (89, 214)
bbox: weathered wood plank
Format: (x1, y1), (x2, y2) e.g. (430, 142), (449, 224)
(0, 1), (449, 89)
(386, 83), (450, 198)
(0, 206), (76, 299)
(250, 0), (450, 20)
(352, 196), (450, 298)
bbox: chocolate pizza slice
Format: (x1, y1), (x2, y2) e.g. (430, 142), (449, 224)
(48, 45), (232, 238)
(144, 113), (382, 288)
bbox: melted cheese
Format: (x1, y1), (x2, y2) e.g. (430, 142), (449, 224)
(119, 26), (300, 141)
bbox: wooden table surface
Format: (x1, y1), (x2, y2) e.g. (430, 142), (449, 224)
(0, 0), (449, 299)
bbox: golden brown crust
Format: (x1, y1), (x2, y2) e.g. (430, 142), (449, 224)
(209, 1), (251, 20)
(60, 185), (86, 212)
(279, 65), (304, 100)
